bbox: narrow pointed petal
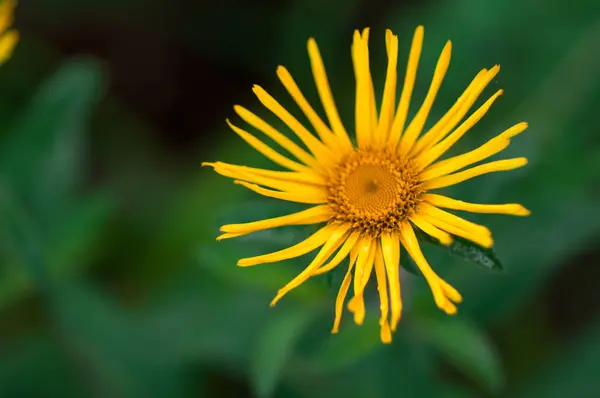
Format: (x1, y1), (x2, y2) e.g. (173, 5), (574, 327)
(234, 106), (320, 169)
(413, 66), (501, 153)
(270, 224), (351, 305)
(424, 194), (530, 216)
(388, 26), (424, 147)
(400, 40), (452, 156)
(220, 205), (333, 237)
(352, 29), (376, 148)
(374, 30), (399, 146)
(332, 251), (359, 334)
(422, 212), (493, 248)
(225, 119), (310, 173)
(417, 89), (504, 169)
(277, 66), (349, 152)
(213, 162), (325, 185)
(348, 237), (376, 325)
(307, 38), (353, 148)
(421, 122), (528, 180)
(374, 246), (392, 343)
(361, 28), (378, 136)
(425, 157), (528, 190)
(380, 232), (402, 330)
(413, 68), (489, 153)
(234, 181), (327, 204)
(410, 215), (453, 245)
(0, 0), (16, 32)
(204, 162), (325, 193)
(313, 230), (361, 275)
(238, 224), (337, 267)
(216, 232), (246, 241)
(253, 85), (336, 165)
(0, 30), (17, 64)
(420, 203), (491, 237)
(400, 222), (461, 315)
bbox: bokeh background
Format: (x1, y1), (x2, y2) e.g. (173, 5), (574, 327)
(1, 0), (600, 397)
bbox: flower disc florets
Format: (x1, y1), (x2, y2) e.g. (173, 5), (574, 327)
(327, 148), (424, 236)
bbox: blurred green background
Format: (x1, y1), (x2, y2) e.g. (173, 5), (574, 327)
(1, 0), (600, 397)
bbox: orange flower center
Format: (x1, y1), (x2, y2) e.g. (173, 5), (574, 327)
(327, 148), (424, 236)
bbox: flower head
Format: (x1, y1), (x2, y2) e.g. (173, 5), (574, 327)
(204, 26), (529, 343)
(0, 0), (18, 64)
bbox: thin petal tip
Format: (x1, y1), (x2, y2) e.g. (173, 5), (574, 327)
(443, 302), (458, 315)
(237, 259), (254, 267)
(482, 237), (494, 248)
(381, 326), (392, 344)
(440, 235), (453, 246)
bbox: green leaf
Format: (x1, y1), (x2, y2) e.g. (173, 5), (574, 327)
(312, 317), (382, 372)
(0, 57), (104, 222)
(417, 229), (503, 271)
(414, 316), (503, 394)
(251, 308), (314, 398)
(0, 186), (115, 308)
(46, 192), (116, 275)
(0, 337), (82, 398)
(50, 284), (185, 398)
(196, 244), (327, 304)
(513, 320), (600, 398)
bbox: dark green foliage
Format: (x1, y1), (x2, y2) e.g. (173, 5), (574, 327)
(1, 0), (600, 397)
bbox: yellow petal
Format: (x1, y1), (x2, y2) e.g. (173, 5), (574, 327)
(425, 157), (528, 190)
(313, 230), (360, 275)
(374, 245), (392, 343)
(225, 119), (310, 173)
(270, 224), (351, 305)
(233, 105), (320, 169)
(400, 222), (461, 315)
(238, 223), (337, 267)
(374, 30), (399, 146)
(332, 250), (358, 334)
(410, 215), (453, 245)
(252, 85), (336, 165)
(206, 162), (325, 186)
(216, 232), (246, 241)
(347, 237), (376, 325)
(420, 203), (491, 237)
(352, 29), (376, 148)
(381, 232), (402, 330)
(234, 180), (327, 204)
(276, 66), (349, 152)
(361, 28), (378, 137)
(421, 122), (528, 180)
(388, 26), (424, 148)
(417, 89), (504, 169)
(206, 162), (325, 195)
(0, 0), (16, 33)
(400, 40), (452, 156)
(424, 194), (531, 216)
(413, 66), (500, 153)
(0, 30), (17, 64)
(219, 205), (332, 237)
(412, 68), (489, 153)
(421, 212), (493, 248)
(307, 38), (353, 148)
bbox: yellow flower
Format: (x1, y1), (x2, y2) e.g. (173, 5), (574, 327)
(0, 0), (18, 64)
(204, 26), (529, 343)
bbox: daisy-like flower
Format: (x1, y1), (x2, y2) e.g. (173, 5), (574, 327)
(0, 0), (18, 65)
(204, 26), (529, 343)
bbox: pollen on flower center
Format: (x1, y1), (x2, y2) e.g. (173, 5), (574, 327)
(327, 148), (424, 236)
